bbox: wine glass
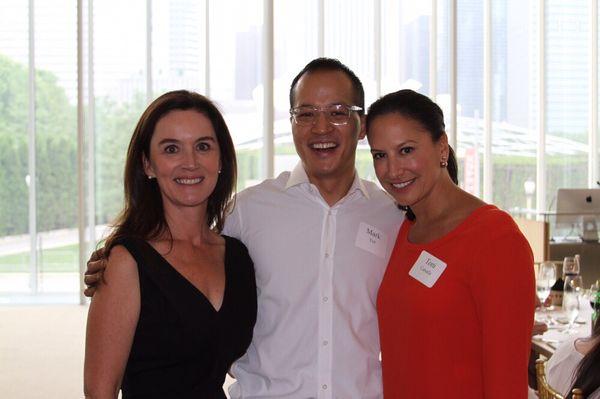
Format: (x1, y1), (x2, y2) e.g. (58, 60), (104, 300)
(562, 256), (580, 277)
(563, 274), (583, 333)
(536, 261), (556, 316)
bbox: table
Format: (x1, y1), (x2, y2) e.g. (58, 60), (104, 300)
(531, 306), (594, 359)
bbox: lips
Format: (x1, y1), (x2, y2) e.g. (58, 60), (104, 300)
(309, 141), (338, 151)
(390, 178), (415, 189)
(174, 177), (204, 185)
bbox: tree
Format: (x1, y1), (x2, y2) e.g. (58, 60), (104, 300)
(0, 54), (77, 235)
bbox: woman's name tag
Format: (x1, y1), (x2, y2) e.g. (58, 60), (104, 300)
(408, 250), (447, 288)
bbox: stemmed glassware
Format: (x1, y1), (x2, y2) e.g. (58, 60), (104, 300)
(562, 255), (580, 277)
(536, 261), (557, 319)
(563, 274), (583, 334)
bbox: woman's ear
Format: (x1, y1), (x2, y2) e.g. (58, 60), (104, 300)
(439, 133), (449, 161)
(143, 155), (154, 178)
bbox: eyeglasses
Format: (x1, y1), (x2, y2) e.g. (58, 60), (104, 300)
(289, 104), (362, 126)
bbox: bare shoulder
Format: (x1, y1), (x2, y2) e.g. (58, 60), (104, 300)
(462, 191), (487, 213)
(106, 245), (136, 265)
(102, 245), (138, 285)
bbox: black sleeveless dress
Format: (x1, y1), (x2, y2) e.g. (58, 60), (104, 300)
(118, 235), (257, 398)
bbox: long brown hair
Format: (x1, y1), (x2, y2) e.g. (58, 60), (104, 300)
(103, 90), (236, 255)
(566, 318), (600, 398)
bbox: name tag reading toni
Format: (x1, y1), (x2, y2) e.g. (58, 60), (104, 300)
(355, 222), (387, 258)
(408, 250), (447, 288)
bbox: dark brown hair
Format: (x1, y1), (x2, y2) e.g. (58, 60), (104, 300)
(566, 318), (600, 398)
(289, 57), (365, 115)
(104, 90), (236, 254)
(366, 89), (458, 221)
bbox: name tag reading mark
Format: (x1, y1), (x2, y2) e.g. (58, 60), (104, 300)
(408, 250), (447, 288)
(355, 222), (387, 258)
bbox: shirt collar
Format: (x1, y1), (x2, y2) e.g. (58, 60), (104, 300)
(284, 162), (370, 199)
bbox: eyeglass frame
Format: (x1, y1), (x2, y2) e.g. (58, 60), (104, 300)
(289, 104), (363, 126)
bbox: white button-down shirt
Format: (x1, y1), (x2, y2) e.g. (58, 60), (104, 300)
(224, 163), (404, 399)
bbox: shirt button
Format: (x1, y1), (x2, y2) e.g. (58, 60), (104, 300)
(324, 253), (329, 258)
(322, 384), (328, 390)
(323, 340), (328, 346)
(323, 296), (328, 302)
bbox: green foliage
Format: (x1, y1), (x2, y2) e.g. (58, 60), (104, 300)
(0, 55), (29, 136)
(0, 54), (149, 235)
(0, 132), (28, 234)
(0, 54), (78, 235)
(94, 94), (146, 224)
(0, 243), (78, 273)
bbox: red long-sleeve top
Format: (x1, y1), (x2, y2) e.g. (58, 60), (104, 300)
(377, 205), (536, 398)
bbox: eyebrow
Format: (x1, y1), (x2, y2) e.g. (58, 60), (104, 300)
(157, 136), (216, 145)
(294, 102), (346, 108)
(369, 140), (418, 153)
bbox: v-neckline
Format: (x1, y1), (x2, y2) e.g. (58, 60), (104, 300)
(142, 236), (229, 314)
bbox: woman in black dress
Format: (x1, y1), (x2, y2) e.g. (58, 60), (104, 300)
(84, 90), (257, 398)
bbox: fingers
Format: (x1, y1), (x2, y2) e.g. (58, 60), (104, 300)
(87, 248), (105, 265)
(84, 272), (102, 287)
(532, 321), (548, 336)
(83, 286), (97, 298)
(86, 260), (106, 275)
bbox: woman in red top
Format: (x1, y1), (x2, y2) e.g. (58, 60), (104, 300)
(366, 89), (535, 398)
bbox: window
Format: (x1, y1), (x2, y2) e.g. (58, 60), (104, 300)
(0, 0), (598, 302)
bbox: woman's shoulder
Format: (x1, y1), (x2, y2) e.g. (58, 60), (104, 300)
(222, 235), (248, 251)
(106, 244), (137, 269)
(98, 244), (139, 289)
(465, 204), (521, 235)
(222, 235), (252, 263)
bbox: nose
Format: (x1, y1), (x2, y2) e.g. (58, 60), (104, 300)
(182, 148), (198, 169)
(311, 110), (333, 134)
(386, 156), (405, 179)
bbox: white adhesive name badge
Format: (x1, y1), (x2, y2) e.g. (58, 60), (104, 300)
(408, 250), (447, 288)
(355, 222), (387, 258)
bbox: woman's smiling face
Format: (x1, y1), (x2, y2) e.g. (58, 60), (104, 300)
(368, 112), (448, 209)
(144, 109), (221, 211)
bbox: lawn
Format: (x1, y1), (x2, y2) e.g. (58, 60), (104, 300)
(0, 244), (79, 273)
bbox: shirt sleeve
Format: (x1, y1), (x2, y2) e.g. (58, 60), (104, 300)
(470, 229), (536, 399)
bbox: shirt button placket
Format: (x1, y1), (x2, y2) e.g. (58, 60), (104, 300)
(319, 208), (335, 399)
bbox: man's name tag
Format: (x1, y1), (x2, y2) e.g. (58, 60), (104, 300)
(408, 250), (447, 288)
(355, 222), (387, 258)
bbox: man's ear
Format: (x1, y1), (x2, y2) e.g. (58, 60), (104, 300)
(358, 114), (367, 140)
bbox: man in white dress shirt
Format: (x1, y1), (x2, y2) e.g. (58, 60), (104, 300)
(85, 58), (404, 398)
(224, 58), (403, 398)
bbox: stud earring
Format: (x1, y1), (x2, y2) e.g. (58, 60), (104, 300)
(147, 175), (155, 179)
(440, 159), (448, 168)
(218, 170), (222, 174)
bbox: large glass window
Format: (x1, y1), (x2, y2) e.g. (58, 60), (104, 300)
(1, 0), (599, 303)
(209, 0), (263, 190)
(491, 0), (538, 214)
(0, 0), (79, 303)
(0, 1), (30, 302)
(544, 0), (590, 207)
(456, 0), (484, 196)
(273, 0), (318, 176)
